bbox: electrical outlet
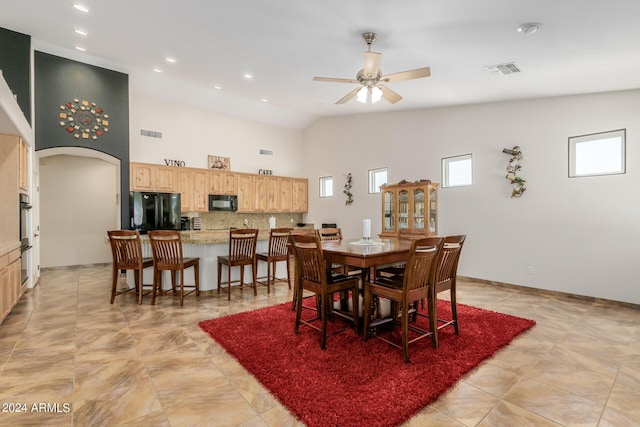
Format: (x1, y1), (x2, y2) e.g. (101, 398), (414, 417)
(527, 266), (535, 275)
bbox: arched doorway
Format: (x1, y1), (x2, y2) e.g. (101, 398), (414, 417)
(37, 147), (121, 268)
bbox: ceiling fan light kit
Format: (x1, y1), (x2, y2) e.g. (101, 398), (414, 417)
(313, 32), (431, 105)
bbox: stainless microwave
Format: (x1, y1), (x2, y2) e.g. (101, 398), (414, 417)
(209, 194), (238, 211)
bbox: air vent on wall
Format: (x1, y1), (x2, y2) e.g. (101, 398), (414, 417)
(140, 129), (163, 139)
(485, 62), (521, 75)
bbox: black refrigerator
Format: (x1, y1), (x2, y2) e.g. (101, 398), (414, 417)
(129, 192), (181, 233)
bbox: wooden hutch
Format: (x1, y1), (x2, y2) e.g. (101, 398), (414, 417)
(379, 180), (438, 238)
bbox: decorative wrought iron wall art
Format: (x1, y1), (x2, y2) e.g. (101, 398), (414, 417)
(503, 146), (526, 198)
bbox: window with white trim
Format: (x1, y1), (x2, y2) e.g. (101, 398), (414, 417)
(368, 167), (388, 193)
(569, 129), (626, 177)
(319, 176), (333, 197)
(442, 154), (473, 188)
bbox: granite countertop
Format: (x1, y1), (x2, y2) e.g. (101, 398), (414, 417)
(178, 230), (271, 244)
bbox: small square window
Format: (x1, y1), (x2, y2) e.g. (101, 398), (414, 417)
(319, 176), (333, 198)
(569, 129), (626, 177)
(442, 154), (472, 188)
(368, 167), (388, 193)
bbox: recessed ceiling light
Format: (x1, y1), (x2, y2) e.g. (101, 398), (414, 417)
(517, 23), (541, 35)
(243, 73), (253, 79)
(261, 98), (269, 103)
(213, 85), (222, 90)
(165, 57), (176, 63)
(72, 4), (90, 13)
(73, 29), (88, 36)
(74, 46), (86, 52)
(153, 68), (162, 73)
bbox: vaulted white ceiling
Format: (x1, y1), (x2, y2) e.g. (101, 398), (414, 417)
(2, 0), (640, 129)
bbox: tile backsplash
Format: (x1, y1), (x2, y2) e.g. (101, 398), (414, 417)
(185, 212), (305, 231)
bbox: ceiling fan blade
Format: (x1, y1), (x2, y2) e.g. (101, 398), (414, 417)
(363, 51), (381, 77)
(381, 67), (431, 83)
(378, 85), (403, 104)
(313, 77), (359, 83)
(336, 87), (361, 104)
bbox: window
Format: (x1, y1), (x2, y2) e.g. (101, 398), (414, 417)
(319, 176), (333, 197)
(442, 154), (472, 188)
(569, 129), (626, 177)
(368, 167), (388, 193)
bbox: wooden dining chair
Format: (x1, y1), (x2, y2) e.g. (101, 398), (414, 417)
(433, 235), (466, 335)
(217, 228), (259, 301)
(256, 228), (292, 293)
(363, 236), (444, 363)
(318, 227), (342, 242)
(289, 232), (360, 349)
(148, 230), (200, 306)
(107, 230), (154, 304)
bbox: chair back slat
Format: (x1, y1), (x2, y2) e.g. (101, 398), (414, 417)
(436, 235), (466, 285)
(108, 230), (144, 269)
(290, 233), (326, 284)
(149, 230), (184, 268)
(229, 229), (258, 261)
(269, 228), (292, 257)
(403, 237), (444, 292)
(318, 227), (342, 242)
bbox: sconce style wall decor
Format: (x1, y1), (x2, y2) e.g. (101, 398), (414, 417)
(503, 146), (526, 198)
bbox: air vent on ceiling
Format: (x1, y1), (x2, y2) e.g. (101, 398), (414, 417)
(260, 149), (273, 155)
(485, 62), (521, 75)
(140, 129), (163, 139)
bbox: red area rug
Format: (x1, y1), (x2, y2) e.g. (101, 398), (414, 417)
(199, 300), (535, 427)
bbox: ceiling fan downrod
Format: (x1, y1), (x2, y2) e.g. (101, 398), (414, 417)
(362, 32), (377, 51)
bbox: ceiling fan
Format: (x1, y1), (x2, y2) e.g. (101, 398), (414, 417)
(313, 32), (431, 105)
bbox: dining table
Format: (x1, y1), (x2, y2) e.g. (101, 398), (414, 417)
(321, 237), (413, 279)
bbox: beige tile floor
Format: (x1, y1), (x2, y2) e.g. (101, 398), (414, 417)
(0, 264), (639, 426)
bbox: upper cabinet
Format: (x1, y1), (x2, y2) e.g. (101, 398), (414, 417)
(130, 162), (307, 213)
(209, 170), (237, 195)
(379, 181), (438, 238)
(130, 162), (177, 193)
(178, 168), (208, 213)
(292, 178), (308, 213)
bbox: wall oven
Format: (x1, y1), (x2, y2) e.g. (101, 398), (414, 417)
(19, 193), (31, 284)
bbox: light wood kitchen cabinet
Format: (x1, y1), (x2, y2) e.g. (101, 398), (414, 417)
(130, 162), (178, 192)
(19, 138), (28, 192)
(209, 170), (237, 195)
(379, 181), (438, 238)
(292, 178), (308, 213)
(266, 176), (282, 212)
(236, 173), (254, 212)
(192, 169), (209, 211)
(278, 178), (293, 212)
(130, 162), (308, 213)
(178, 168), (209, 212)
(1, 249), (21, 325)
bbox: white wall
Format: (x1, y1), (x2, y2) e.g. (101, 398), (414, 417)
(129, 93), (305, 177)
(40, 154), (117, 267)
(303, 89), (640, 305)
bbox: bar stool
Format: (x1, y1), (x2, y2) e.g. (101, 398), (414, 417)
(107, 230), (154, 304)
(148, 230), (200, 306)
(217, 228), (259, 301)
(256, 228), (292, 293)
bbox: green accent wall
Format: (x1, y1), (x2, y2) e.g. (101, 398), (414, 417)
(0, 27), (31, 124)
(34, 51), (130, 228)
